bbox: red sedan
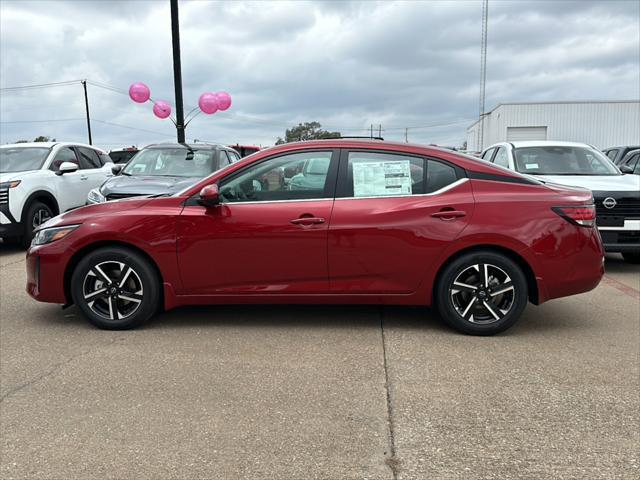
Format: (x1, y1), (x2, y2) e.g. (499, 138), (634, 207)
(26, 140), (604, 335)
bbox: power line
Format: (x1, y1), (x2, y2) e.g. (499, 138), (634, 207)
(0, 80), (82, 92)
(92, 119), (173, 137)
(0, 118), (85, 124)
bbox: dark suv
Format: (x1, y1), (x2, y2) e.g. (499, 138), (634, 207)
(603, 145), (640, 165)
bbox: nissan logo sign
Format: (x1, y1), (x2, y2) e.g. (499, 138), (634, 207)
(602, 197), (617, 209)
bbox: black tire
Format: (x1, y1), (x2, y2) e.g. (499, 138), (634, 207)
(435, 251), (528, 335)
(70, 247), (160, 329)
(22, 201), (54, 248)
(622, 252), (640, 264)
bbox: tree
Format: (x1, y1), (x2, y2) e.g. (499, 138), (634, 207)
(15, 139), (28, 143)
(275, 122), (340, 145)
(33, 135), (55, 142)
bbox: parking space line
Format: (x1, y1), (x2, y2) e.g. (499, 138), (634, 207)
(602, 275), (640, 300)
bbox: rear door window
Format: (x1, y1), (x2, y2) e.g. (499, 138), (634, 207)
(77, 147), (102, 169)
(482, 148), (496, 161)
(337, 151), (461, 198)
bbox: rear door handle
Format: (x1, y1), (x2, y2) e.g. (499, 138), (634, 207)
(290, 217), (325, 226)
(80, 175), (89, 180)
(431, 210), (466, 220)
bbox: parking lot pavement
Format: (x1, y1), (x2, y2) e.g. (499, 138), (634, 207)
(1, 244), (638, 480)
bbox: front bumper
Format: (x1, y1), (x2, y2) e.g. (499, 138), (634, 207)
(26, 243), (73, 304)
(0, 221), (23, 238)
(598, 221), (640, 253)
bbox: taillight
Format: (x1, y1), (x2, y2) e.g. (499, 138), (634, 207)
(552, 205), (596, 227)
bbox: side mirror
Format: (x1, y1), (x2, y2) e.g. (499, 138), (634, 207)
(111, 164), (124, 175)
(198, 184), (220, 207)
(620, 165), (634, 174)
(56, 161), (79, 176)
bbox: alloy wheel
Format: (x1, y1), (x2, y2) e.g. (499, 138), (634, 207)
(450, 263), (515, 324)
(82, 261), (144, 321)
(32, 208), (51, 229)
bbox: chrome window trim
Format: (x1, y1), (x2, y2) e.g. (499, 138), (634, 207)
(218, 178), (469, 206)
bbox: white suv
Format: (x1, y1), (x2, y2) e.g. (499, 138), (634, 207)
(0, 142), (113, 247)
(481, 141), (640, 263)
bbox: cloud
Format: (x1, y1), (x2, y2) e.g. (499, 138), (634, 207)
(1, 0), (638, 149)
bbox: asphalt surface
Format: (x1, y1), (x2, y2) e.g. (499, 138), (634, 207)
(0, 244), (638, 479)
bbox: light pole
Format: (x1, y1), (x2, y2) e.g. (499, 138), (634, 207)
(170, 0), (186, 143)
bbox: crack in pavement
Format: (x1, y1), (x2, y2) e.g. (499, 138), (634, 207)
(0, 335), (125, 403)
(380, 306), (399, 480)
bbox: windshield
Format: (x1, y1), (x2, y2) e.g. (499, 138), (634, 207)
(0, 147), (50, 173)
(513, 146), (620, 176)
(122, 148), (217, 178)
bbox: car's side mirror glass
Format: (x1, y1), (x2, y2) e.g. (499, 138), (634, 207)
(112, 164), (124, 175)
(619, 165), (633, 174)
(198, 184), (220, 207)
(56, 161), (79, 175)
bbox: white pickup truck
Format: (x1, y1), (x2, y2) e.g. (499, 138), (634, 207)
(481, 141), (640, 263)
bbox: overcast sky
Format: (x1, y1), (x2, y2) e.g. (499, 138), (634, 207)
(1, 0), (638, 149)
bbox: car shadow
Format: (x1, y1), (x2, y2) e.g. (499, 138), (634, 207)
(0, 240), (25, 256)
(605, 253), (640, 274)
(41, 301), (586, 337)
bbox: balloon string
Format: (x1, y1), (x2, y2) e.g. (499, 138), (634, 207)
(184, 109), (203, 127)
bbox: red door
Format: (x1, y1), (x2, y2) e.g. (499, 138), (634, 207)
(328, 150), (474, 294)
(176, 149), (338, 295)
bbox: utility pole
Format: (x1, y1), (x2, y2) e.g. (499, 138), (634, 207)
(81, 80), (92, 145)
(478, 0), (489, 151)
(370, 124), (373, 139)
(405, 127), (408, 143)
(378, 124), (381, 138)
(170, 0), (186, 143)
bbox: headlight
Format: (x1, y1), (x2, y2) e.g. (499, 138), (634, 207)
(32, 225), (80, 246)
(0, 180), (21, 189)
(87, 188), (105, 204)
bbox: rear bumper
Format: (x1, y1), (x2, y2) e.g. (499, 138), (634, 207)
(531, 226), (605, 304)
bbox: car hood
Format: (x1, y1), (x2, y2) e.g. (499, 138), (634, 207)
(100, 175), (200, 196)
(532, 174), (640, 192)
(39, 196), (154, 231)
(0, 170), (39, 183)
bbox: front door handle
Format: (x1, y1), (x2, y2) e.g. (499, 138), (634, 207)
(290, 217), (325, 226)
(431, 210), (466, 220)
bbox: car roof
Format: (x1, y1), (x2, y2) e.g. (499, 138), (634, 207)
(1, 141), (105, 151)
(507, 141), (593, 148)
(144, 142), (226, 150)
(605, 145), (640, 150)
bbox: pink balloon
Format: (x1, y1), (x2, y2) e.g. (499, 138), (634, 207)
(198, 92), (219, 115)
(129, 82), (150, 103)
(216, 91), (232, 111)
(153, 100), (172, 119)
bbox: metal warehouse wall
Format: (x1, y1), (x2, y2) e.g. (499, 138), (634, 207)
(467, 101), (640, 151)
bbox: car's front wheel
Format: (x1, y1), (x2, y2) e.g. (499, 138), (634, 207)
(435, 251), (529, 335)
(22, 201), (54, 248)
(70, 247), (160, 329)
(622, 252), (640, 264)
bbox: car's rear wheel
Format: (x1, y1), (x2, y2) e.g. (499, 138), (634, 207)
(22, 201), (54, 248)
(622, 252), (640, 264)
(436, 251), (528, 335)
(71, 247), (160, 329)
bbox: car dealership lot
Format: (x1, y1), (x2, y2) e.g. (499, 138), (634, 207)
(0, 246), (638, 479)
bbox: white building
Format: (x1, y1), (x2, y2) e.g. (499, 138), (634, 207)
(466, 101), (640, 151)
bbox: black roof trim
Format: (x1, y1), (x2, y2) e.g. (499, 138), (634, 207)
(467, 171), (539, 185)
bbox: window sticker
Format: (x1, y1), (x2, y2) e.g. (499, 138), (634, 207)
(352, 160), (412, 197)
(525, 163), (539, 170)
